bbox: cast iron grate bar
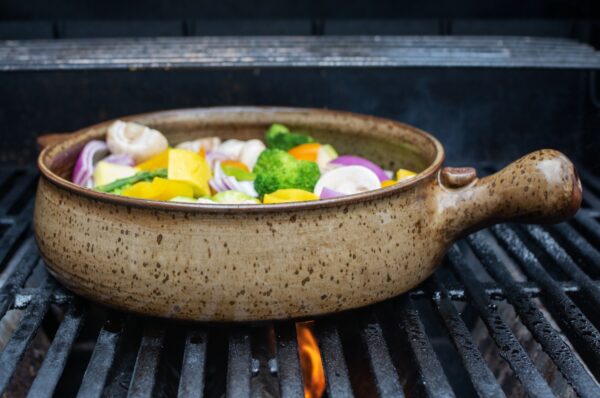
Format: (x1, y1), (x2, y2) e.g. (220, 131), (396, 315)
(0, 200), (33, 268)
(0, 276), (56, 395)
(315, 321), (354, 397)
(360, 318), (404, 398)
(0, 172), (37, 215)
(523, 224), (600, 307)
(127, 326), (165, 398)
(0, 238), (39, 319)
(26, 300), (85, 398)
(1, 36), (599, 71)
(178, 329), (208, 398)
(274, 323), (304, 398)
(410, 279), (596, 301)
(226, 331), (252, 398)
(425, 275), (506, 398)
(77, 317), (123, 398)
(467, 232), (600, 398)
(582, 191), (600, 213)
(551, 222), (600, 274)
(578, 168), (600, 202)
(491, 224), (600, 376)
(447, 246), (555, 398)
(396, 296), (456, 398)
(574, 212), (600, 246)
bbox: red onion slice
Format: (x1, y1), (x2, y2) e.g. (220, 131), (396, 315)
(222, 176), (235, 191)
(320, 187), (344, 199)
(209, 162), (258, 197)
(209, 179), (227, 193)
(225, 176), (258, 197)
(72, 140), (108, 186)
(330, 155), (388, 182)
(205, 150), (231, 168)
(104, 153), (135, 167)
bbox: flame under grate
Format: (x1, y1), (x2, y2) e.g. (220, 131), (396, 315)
(0, 165), (599, 397)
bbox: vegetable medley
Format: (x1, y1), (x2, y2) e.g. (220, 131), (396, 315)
(72, 120), (417, 204)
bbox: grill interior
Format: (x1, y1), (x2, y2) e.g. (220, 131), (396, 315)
(2, 7), (600, 396)
(0, 163), (599, 397)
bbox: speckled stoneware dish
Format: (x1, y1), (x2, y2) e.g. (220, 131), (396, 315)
(35, 107), (582, 321)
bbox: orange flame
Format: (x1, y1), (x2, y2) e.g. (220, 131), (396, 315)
(296, 321), (326, 398)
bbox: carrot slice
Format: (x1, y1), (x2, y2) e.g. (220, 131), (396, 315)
(288, 143), (321, 162)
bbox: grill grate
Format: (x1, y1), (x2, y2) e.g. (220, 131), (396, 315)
(0, 36), (599, 71)
(0, 166), (599, 397)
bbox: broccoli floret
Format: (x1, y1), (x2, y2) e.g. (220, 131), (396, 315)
(253, 149), (320, 195)
(265, 123), (315, 151)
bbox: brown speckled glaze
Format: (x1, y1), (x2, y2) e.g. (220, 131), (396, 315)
(34, 107), (582, 321)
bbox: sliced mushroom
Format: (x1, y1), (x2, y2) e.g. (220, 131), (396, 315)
(314, 165), (381, 196)
(238, 139), (266, 170)
(214, 139), (245, 160)
(175, 137), (221, 153)
(106, 120), (168, 163)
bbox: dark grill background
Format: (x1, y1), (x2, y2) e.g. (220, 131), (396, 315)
(2, 3), (600, 396)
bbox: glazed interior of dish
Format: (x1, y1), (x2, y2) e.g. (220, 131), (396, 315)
(40, 107), (443, 206)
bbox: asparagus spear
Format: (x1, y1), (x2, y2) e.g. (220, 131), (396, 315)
(95, 168), (168, 193)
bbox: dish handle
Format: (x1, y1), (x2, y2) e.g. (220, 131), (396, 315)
(434, 149), (582, 239)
